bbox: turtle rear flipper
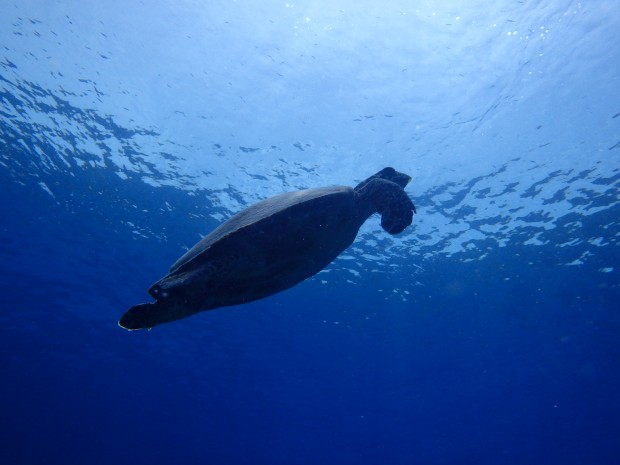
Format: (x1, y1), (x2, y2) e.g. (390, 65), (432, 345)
(119, 301), (196, 330)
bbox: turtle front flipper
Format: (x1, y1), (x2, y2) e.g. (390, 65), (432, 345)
(356, 178), (416, 235)
(118, 300), (197, 330)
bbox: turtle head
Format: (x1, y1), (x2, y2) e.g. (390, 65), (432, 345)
(355, 168), (416, 235)
(354, 167), (412, 192)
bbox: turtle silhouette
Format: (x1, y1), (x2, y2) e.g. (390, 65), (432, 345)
(119, 167), (416, 330)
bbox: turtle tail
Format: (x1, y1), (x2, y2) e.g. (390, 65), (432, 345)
(357, 178), (416, 235)
(118, 300), (197, 330)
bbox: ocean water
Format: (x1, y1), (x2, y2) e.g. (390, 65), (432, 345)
(1, 1), (619, 464)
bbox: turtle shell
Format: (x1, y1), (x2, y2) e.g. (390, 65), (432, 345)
(148, 186), (365, 310)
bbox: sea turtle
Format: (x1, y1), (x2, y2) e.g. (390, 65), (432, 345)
(119, 167), (416, 330)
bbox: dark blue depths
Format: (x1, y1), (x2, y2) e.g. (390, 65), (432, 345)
(1, 165), (619, 465)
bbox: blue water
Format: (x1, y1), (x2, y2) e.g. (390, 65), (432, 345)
(1, 1), (619, 464)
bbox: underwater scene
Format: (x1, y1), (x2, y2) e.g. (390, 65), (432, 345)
(1, 1), (619, 464)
